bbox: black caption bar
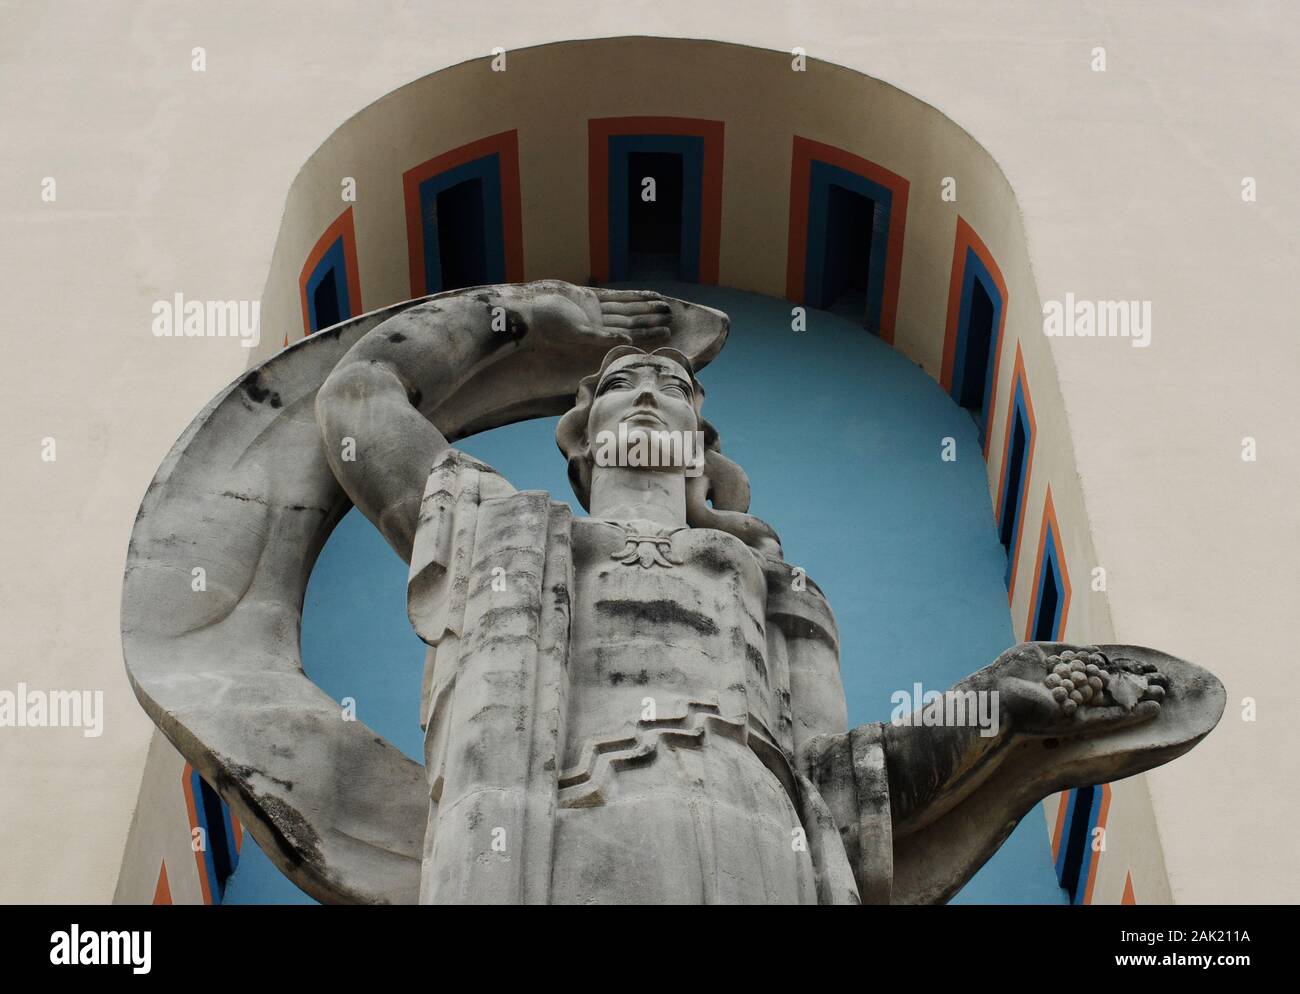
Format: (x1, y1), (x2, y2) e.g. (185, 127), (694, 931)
(0, 904), (1274, 980)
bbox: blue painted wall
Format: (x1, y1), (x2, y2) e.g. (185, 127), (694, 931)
(222, 284), (1066, 905)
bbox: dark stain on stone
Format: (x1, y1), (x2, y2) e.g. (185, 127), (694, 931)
(731, 626), (767, 679)
(407, 385), (423, 407)
(692, 543), (735, 575)
(258, 795), (324, 868)
(475, 299), (528, 346)
(478, 605), (535, 631)
(387, 331), (408, 343)
(603, 667), (656, 688)
(501, 307), (528, 340)
(460, 739), (486, 782)
(764, 568), (786, 598)
(234, 763), (294, 792)
(242, 371), (269, 403)
(551, 583), (570, 609)
(595, 598), (719, 636)
(744, 642), (768, 679)
(208, 757), (320, 872)
(241, 371), (282, 408)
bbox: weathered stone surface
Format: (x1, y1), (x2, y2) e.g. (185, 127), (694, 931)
(123, 281), (1224, 904)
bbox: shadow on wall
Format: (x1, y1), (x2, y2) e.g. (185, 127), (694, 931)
(220, 285), (1067, 906)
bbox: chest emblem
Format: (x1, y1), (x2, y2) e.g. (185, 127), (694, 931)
(611, 523), (686, 569)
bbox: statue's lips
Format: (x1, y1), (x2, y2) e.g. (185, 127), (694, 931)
(622, 410), (668, 427)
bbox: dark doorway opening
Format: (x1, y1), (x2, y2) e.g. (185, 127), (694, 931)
(821, 183), (874, 320)
(1034, 566), (1060, 641)
(1000, 413), (1027, 557)
(1059, 785), (1096, 902)
(312, 268), (341, 332)
(959, 279), (996, 423)
(198, 778), (235, 899)
(436, 178), (488, 290)
(627, 151), (683, 280)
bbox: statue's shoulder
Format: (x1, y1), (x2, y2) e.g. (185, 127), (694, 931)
(407, 448), (526, 645)
(426, 447), (515, 501)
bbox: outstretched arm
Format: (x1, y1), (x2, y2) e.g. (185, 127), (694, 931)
(883, 643), (1165, 837)
(315, 282), (671, 561)
(800, 642), (1176, 903)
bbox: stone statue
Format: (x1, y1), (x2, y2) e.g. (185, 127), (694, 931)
(122, 280), (1224, 904)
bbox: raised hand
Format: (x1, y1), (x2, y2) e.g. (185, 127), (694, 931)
(503, 281), (673, 352)
(593, 288), (674, 346)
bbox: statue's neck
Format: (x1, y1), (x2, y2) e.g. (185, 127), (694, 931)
(588, 466), (687, 530)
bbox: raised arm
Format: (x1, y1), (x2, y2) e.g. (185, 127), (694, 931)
(315, 281), (673, 561)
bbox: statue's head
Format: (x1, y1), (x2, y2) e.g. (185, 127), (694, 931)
(587, 347), (700, 438)
(557, 345), (711, 508)
(557, 345), (781, 554)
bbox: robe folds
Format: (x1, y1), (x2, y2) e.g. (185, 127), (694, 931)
(406, 449), (891, 904)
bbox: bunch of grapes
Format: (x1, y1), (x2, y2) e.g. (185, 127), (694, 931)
(1043, 650), (1109, 715)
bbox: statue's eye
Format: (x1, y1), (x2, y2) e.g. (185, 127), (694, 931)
(599, 376), (631, 394)
(662, 383), (688, 398)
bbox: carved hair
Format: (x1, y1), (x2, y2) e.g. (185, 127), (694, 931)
(555, 346), (781, 555)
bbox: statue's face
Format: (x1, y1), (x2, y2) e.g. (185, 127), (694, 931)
(588, 354), (698, 461)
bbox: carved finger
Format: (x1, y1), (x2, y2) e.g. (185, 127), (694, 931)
(1072, 698), (1159, 730)
(601, 299), (672, 316)
(602, 313), (673, 329)
(1131, 699), (1161, 720)
(612, 323), (672, 346)
(565, 325), (632, 345)
(594, 288), (668, 304)
(1072, 703), (1129, 726)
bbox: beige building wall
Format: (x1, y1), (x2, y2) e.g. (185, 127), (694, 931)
(113, 733), (209, 905)
(2, 1), (1294, 904)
